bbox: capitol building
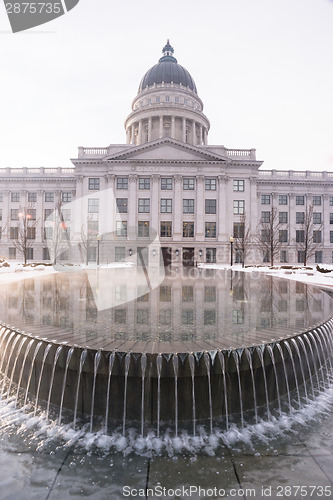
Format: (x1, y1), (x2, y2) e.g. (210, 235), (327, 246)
(1, 41), (333, 267)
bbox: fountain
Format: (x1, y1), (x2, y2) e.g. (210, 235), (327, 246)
(0, 268), (332, 437)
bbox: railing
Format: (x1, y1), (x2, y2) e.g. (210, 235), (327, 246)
(0, 167), (75, 176)
(225, 148), (256, 159)
(258, 170), (330, 180)
(79, 147), (109, 157)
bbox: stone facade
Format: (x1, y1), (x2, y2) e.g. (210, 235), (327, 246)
(1, 42), (333, 265)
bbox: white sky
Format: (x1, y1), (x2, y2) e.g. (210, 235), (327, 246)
(0, 0), (332, 171)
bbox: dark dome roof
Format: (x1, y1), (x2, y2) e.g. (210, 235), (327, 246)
(138, 41), (197, 94)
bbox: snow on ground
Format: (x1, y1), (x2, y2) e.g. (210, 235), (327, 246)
(198, 263), (333, 290)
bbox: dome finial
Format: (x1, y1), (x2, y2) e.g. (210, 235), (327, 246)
(159, 40), (177, 63)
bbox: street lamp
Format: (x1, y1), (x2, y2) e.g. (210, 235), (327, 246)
(129, 248), (132, 256)
(175, 249), (179, 257)
(229, 235), (234, 267)
(97, 234), (101, 266)
(199, 249), (202, 258)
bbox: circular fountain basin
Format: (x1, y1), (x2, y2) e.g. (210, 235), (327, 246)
(0, 268), (332, 433)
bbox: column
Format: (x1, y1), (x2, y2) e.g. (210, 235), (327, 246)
(171, 116), (175, 139)
(159, 116), (164, 139)
(138, 120), (142, 146)
(151, 175), (160, 234)
(199, 125), (203, 145)
(217, 176), (228, 242)
(128, 175), (137, 241)
(196, 175), (205, 240)
(182, 118), (186, 142)
(126, 128), (130, 144)
(192, 121), (196, 146)
(173, 175), (182, 240)
(148, 117), (152, 142)
(131, 124), (135, 145)
(102, 174), (115, 236)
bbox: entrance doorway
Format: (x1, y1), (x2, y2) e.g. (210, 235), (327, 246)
(161, 247), (172, 268)
(182, 248), (194, 267)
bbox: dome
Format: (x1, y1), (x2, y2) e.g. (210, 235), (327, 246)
(138, 41), (197, 94)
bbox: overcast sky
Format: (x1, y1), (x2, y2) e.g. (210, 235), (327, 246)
(0, 0), (332, 171)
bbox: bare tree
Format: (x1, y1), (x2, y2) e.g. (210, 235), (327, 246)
(6, 205), (39, 264)
(256, 207), (283, 266)
(233, 215), (252, 267)
(295, 204), (323, 266)
(77, 216), (98, 265)
(43, 199), (71, 265)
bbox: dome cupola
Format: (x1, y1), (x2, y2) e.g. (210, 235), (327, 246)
(125, 41), (210, 146)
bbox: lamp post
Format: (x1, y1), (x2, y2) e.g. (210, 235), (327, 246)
(97, 234), (101, 267)
(229, 235), (234, 267)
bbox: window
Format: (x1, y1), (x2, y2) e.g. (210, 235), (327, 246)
(261, 211), (270, 223)
(160, 221), (172, 237)
(313, 230), (322, 243)
(117, 177), (128, 190)
(88, 199), (99, 213)
(280, 250), (288, 263)
(161, 178), (172, 190)
(45, 192), (54, 202)
(298, 251), (305, 263)
(89, 178), (100, 190)
(279, 212), (288, 224)
(27, 227), (36, 240)
(175, 96), (179, 103)
(11, 192), (20, 202)
(116, 221), (127, 237)
(44, 227), (53, 240)
(233, 222), (244, 238)
(0, 227), (1, 239)
(138, 198), (150, 213)
(62, 209), (71, 221)
(115, 247), (125, 262)
(160, 286), (171, 302)
(0, 209), (2, 221)
(137, 309), (149, 325)
(88, 220), (98, 236)
(204, 286), (216, 302)
(0, 193), (2, 202)
(183, 199), (194, 214)
(233, 180), (245, 192)
(330, 231), (333, 244)
(261, 195), (270, 205)
(62, 192), (72, 203)
(159, 309), (171, 325)
(313, 196), (321, 206)
(205, 178), (216, 191)
(313, 212), (322, 224)
(183, 177), (195, 190)
(43, 248), (50, 260)
(233, 200), (245, 215)
(315, 251), (323, 264)
(156, 96), (160, 103)
(138, 221), (149, 237)
(28, 192), (37, 203)
(330, 196), (333, 206)
(182, 309), (194, 325)
(296, 212), (305, 224)
(10, 227), (19, 239)
(261, 229), (270, 242)
(263, 250), (270, 263)
(330, 213), (333, 224)
(204, 310), (216, 325)
(9, 247), (16, 259)
(160, 199), (172, 213)
(296, 196), (305, 205)
(183, 221), (194, 237)
(205, 222), (216, 238)
(139, 178), (150, 190)
(279, 230), (288, 243)
(296, 230), (305, 243)
(44, 209), (53, 221)
(27, 209), (36, 220)
(116, 198), (128, 213)
(165, 96), (170, 102)
(182, 286), (193, 302)
(279, 195), (288, 205)
(205, 199), (216, 214)
(11, 209), (19, 221)
(115, 309), (126, 324)
(206, 248), (216, 263)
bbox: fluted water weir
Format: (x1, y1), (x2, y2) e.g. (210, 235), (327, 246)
(0, 269), (332, 436)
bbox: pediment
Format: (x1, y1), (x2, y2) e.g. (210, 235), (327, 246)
(104, 138), (228, 163)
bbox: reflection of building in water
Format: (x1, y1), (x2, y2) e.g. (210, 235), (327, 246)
(1, 41), (333, 265)
(0, 270), (330, 349)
